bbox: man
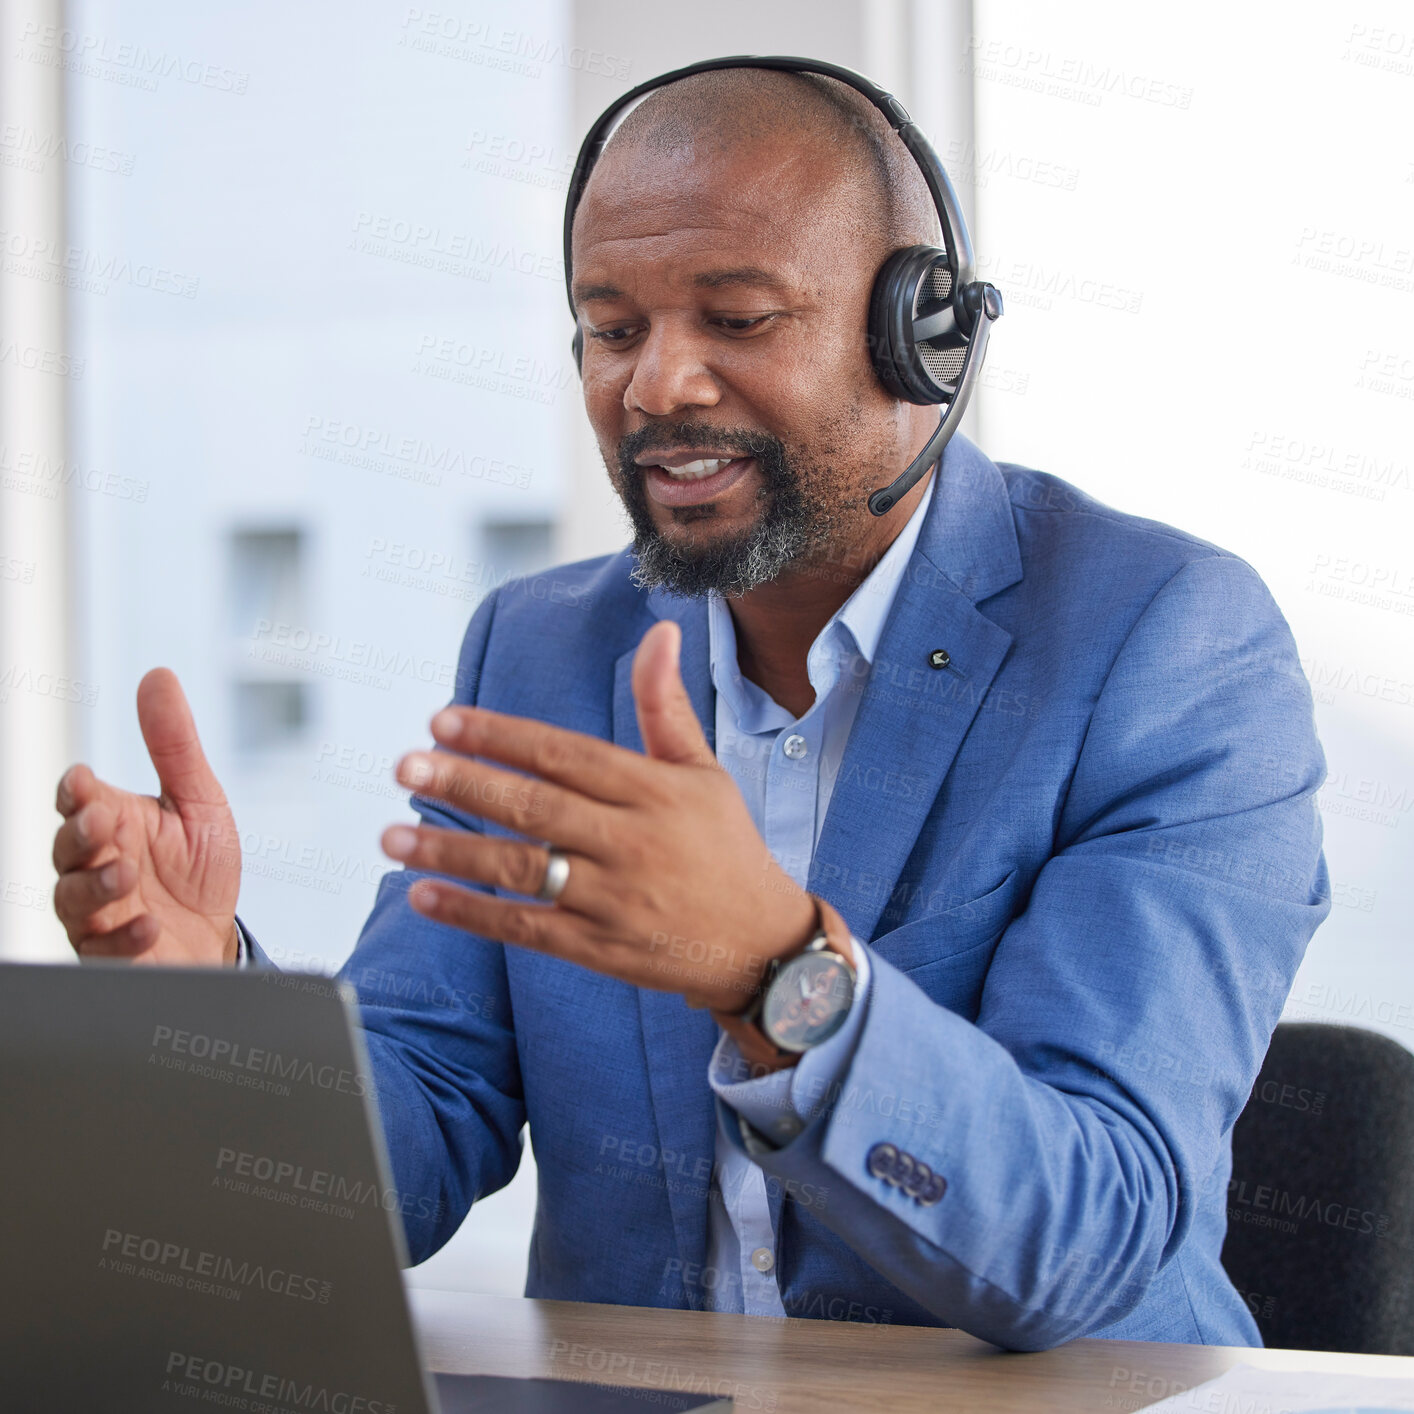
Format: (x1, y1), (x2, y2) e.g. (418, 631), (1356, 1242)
(51, 65), (1328, 1351)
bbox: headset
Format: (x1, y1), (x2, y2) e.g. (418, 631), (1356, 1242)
(562, 54), (1003, 516)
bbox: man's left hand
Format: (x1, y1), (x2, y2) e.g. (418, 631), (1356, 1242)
(380, 620), (818, 1013)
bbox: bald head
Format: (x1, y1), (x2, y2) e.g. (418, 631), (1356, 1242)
(578, 67), (939, 261)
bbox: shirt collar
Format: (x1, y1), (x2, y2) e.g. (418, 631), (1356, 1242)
(833, 471), (935, 666)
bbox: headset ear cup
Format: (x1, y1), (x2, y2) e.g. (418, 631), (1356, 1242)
(571, 324), (583, 375)
(867, 244), (962, 405)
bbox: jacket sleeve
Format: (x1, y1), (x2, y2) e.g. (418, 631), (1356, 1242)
(724, 554), (1330, 1350)
(332, 591), (526, 1264)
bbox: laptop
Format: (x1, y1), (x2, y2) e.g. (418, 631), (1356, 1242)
(0, 963), (732, 1412)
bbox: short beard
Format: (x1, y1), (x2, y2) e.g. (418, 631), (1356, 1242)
(614, 421), (839, 599)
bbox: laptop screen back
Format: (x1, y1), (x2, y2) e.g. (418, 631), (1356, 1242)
(0, 962), (439, 1414)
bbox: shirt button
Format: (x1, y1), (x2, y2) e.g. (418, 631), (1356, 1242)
(782, 733), (808, 760)
(751, 1247), (775, 1273)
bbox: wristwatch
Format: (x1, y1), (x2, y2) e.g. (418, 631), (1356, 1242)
(711, 894), (857, 1066)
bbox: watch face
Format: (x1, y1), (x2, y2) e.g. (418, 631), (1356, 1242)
(762, 950), (854, 1053)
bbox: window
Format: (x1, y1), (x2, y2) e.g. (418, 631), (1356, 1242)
(478, 518), (555, 586)
(229, 528), (310, 754)
(229, 529), (304, 635)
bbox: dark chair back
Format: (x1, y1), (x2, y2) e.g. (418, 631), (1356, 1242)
(1221, 1022), (1414, 1354)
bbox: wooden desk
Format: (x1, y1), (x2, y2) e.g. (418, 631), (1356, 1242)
(410, 1288), (1414, 1413)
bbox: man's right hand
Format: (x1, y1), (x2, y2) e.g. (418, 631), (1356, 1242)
(52, 668), (241, 966)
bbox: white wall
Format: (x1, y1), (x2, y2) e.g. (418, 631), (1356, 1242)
(968, 0), (1413, 1049)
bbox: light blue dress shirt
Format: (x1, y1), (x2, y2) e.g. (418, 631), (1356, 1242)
(703, 475), (934, 1316)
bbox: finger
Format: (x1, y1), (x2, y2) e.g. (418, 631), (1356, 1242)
(396, 750), (608, 857)
(54, 858), (138, 927)
(382, 825), (601, 913)
(52, 800), (118, 873)
(632, 620), (713, 767)
(74, 913), (160, 959)
(406, 877), (611, 972)
(55, 762), (112, 819)
(429, 705), (653, 806)
(137, 668), (226, 809)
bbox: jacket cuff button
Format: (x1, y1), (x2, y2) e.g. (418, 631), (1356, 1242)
(866, 1141), (898, 1180)
(918, 1172), (947, 1206)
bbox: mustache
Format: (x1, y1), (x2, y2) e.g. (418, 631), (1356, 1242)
(617, 421), (785, 468)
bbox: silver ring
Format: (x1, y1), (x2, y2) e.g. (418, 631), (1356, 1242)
(536, 848), (571, 903)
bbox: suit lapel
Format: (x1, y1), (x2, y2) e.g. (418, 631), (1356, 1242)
(613, 593), (720, 1289)
(809, 578), (1013, 941)
(810, 438), (1022, 942)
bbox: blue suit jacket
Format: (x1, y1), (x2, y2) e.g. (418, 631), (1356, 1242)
(297, 436), (1328, 1350)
